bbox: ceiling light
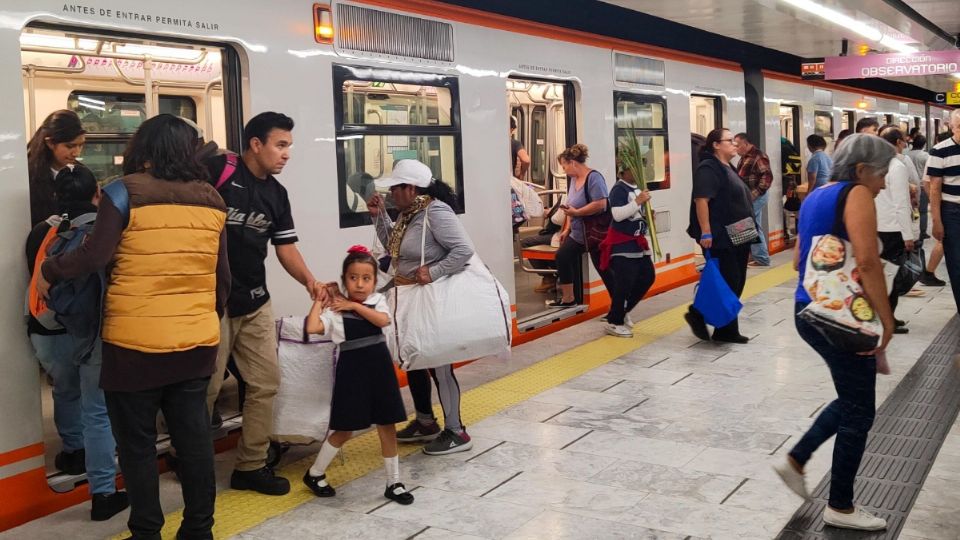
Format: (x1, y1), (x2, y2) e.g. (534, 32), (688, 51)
(878, 35), (918, 54)
(780, 0), (882, 41)
(20, 33), (98, 51)
(113, 43), (204, 61)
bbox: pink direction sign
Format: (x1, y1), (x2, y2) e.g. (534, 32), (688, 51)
(824, 50), (960, 80)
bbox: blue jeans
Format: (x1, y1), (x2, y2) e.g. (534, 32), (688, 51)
(750, 192), (770, 265)
(941, 201), (960, 313)
(31, 334), (117, 495)
(789, 303), (876, 510)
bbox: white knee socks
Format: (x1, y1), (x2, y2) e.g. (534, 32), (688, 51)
(384, 455), (400, 486)
(309, 440), (340, 479)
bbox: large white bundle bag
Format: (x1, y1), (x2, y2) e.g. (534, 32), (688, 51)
(388, 254), (512, 370)
(272, 316), (336, 440)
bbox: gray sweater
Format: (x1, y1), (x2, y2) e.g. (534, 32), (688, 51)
(377, 200), (475, 281)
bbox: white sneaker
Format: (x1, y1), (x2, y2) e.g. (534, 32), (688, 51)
(625, 314), (635, 328)
(604, 323), (633, 338)
(773, 458), (809, 500)
(823, 506), (887, 531)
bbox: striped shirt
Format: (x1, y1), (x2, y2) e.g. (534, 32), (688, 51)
(927, 136), (960, 204)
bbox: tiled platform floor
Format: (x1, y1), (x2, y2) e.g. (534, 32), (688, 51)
(5, 252), (957, 540)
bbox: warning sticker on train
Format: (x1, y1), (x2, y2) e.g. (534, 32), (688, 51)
(61, 4), (222, 30)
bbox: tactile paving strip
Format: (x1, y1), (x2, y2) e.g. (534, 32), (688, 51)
(777, 316), (960, 540)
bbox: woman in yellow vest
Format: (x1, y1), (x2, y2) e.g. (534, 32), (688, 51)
(39, 114), (230, 540)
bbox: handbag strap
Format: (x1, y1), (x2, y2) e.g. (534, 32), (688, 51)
(830, 183), (857, 238)
(420, 203), (430, 268)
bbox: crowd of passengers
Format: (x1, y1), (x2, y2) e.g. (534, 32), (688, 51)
(25, 105), (960, 537)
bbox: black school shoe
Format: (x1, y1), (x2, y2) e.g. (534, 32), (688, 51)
(55, 449), (86, 475)
(684, 311), (710, 341)
(231, 466), (290, 495)
(384, 483), (414, 505)
(91, 491), (129, 521)
(302, 471), (335, 497)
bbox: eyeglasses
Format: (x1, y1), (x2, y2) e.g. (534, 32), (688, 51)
(719, 138), (738, 144)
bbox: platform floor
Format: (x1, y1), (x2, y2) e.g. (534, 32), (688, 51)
(4, 248), (958, 540)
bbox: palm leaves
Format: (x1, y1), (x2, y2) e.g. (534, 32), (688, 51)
(618, 129), (662, 261)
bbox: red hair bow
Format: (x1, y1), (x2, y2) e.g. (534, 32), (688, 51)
(347, 244), (371, 255)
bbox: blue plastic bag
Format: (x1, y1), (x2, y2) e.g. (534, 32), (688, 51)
(692, 251), (742, 328)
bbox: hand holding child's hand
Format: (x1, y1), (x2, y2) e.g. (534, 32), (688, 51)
(330, 296), (356, 313)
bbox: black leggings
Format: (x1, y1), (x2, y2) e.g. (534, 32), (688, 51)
(555, 237), (614, 294)
(878, 231), (905, 313)
(607, 256), (656, 325)
(407, 365), (463, 432)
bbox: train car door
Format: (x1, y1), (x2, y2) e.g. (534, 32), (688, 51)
(508, 78), (582, 331)
(20, 24), (242, 491)
(690, 94), (722, 136)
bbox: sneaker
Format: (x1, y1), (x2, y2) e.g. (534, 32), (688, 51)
(919, 271), (947, 287)
(604, 323), (633, 338)
(396, 419), (441, 443)
(773, 458), (809, 500)
(684, 311), (710, 341)
(822, 506), (887, 531)
(894, 326), (910, 334)
(302, 471), (335, 497)
(423, 429), (473, 456)
(547, 299), (577, 308)
(384, 482), (414, 505)
(91, 491), (129, 521)
(230, 466), (291, 495)
(55, 449), (86, 475)
(625, 314), (635, 328)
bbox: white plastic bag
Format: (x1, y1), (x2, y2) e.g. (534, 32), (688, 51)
(389, 254), (512, 370)
(272, 316), (336, 440)
(385, 206), (511, 370)
(511, 177), (544, 219)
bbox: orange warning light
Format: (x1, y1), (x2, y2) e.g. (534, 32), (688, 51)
(857, 97), (869, 109)
(857, 44), (870, 56)
(314, 3), (334, 44)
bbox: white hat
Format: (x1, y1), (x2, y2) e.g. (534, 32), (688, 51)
(374, 159), (433, 189)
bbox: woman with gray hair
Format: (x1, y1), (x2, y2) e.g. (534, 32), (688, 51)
(773, 133), (896, 531)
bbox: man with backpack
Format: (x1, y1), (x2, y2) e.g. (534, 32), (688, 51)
(26, 165), (128, 521)
(204, 112), (322, 495)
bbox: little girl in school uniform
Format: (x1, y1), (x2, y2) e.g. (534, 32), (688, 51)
(302, 245), (413, 505)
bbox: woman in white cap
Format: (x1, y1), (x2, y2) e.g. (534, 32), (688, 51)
(367, 159), (476, 455)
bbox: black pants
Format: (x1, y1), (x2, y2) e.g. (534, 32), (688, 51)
(607, 256), (656, 325)
(878, 231), (906, 313)
(690, 245), (751, 337)
(555, 237), (614, 294)
(521, 234), (556, 272)
(105, 377), (215, 540)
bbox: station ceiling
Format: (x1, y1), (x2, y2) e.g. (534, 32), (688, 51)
(602, 0), (959, 92)
(439, 0), (959, 100)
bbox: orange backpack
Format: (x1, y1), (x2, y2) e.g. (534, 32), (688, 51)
(28, 224), (65, 330)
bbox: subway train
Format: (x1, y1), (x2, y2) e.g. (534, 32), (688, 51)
(1, 0), (954, 529)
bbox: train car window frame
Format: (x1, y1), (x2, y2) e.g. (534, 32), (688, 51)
(333, 64), (464, 228)
(68, 91), (198, 135)
(614, 92), (670, 191)
(814, 110), (834, 148)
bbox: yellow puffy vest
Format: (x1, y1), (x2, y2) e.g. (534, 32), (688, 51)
(101, 173), (226, 353)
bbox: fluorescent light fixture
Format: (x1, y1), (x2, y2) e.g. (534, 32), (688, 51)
(114, 43), (204, 61)
(878, 35), (918, 54)
(77, 95), (105, 106)
(20, 33), (98, 51)
(78, 102), (105, 111)
(780, 0), (881, 41)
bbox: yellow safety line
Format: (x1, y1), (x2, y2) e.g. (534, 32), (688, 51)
(117, 262), (797, 540)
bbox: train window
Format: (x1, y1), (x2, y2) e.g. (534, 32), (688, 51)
(884, 114), (894, 126)
(814, 111), (834, 148)
(614, 92), (669, 190)
(334, 65), (463, 228)
(66, 92), (198, 182)
(68, 92), (197, 134)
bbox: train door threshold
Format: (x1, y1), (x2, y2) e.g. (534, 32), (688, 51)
(45, 414), (243, 493)
(517, 304), (587, 333)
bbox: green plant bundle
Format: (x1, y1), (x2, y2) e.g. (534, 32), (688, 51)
(617, 130), (662, 261)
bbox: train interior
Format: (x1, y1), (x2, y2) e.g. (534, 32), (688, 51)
(20, 25), (242, 492)
(508, 78), (588, 331)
